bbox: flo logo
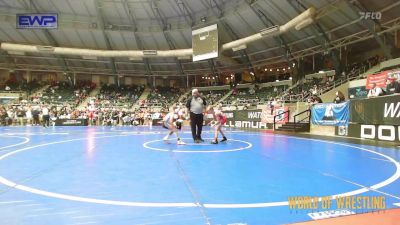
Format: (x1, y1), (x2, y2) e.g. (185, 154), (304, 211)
(355, 88), (368, 97)
(359, 12), (382, 20)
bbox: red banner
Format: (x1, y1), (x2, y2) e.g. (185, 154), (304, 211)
(366, 71), (388, 89)
(261, 106), (289, 124)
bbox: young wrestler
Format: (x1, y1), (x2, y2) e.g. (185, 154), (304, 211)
(208, 106), (227, 144)
(163, 106), (185, 145)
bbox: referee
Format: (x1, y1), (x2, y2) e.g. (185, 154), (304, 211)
(186, 89), (207, 143)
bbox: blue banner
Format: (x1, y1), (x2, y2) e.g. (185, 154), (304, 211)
(17, 14), (58, 29)
(311, 101), (350, 126)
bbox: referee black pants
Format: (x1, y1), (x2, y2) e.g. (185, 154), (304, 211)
(43, 115), (50, 127)
(190, 112), (204, 141)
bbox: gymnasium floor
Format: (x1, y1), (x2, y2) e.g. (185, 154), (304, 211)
(0, 126), (399, 225)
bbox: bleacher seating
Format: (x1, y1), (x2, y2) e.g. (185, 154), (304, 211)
(144, 86), (183, 110)
(39, 81), (95, 107)
(1, 55), (398, 127)
(222, 85), (287, 108)
(93, 84), (144, 110)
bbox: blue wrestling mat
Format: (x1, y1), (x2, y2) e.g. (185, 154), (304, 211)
(0, 126), (399, 225)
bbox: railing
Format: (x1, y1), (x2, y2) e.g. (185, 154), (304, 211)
(0, 90), (25, 94)
(273, 110), (290, 130)
(293, 109), (311, 131)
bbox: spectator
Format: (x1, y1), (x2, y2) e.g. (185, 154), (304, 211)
(16, 107), (25, 125)
(311, 85), (319, 95)
(367, 83), (383, 98)
(32, 106), (40, 125)
(386, 77), (400, 95)
(333, 91), (345, 104)
(312, 95), (323, 105)
(42, 105), (50, 127)
(249, 88), (255, 95)
(25, 106), (32, 126)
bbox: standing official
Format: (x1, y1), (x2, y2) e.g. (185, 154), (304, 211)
(186, 89), (207, 143)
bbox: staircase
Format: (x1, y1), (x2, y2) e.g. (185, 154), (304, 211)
(28, 84), (49, 98)
(274, 109), (311, 132)
(77, 86), (101, 110)
(216, 89), (233, 106)
(178, 89), (191, 103)
(132, 87), (151, 110)
(138, 87), (151, 101)
(275, 122), (310, 132)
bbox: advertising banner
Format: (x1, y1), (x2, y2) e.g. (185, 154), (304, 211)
(261, 106), (289, 124)
(350, 95), (400, 126)
(366, 71), (388, 89)
(348, 86), (368, 99)
(335, 124), (400, 143)
(55, 119), (88, 126)
(311, 102), (350, 126)
(221, 109), (269, 129)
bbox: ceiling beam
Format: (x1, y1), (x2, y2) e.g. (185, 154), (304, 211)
(25, 0), (70, 74)
(94, 0), (118, 77)
(245, 0), (294, 64)
(287, 0), (341, 73)
(200, 0), (255, 80)
(122, 0), (153, 76)
(345, 0), (392, 59)
(174, 0), (195, 27)
(174, 0), (220, 78)
(150, 0), (185, 76)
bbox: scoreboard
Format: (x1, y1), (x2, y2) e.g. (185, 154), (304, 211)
(192, 24), (218, 62)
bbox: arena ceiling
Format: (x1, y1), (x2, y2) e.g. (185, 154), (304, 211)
(0, 0), (399, 77)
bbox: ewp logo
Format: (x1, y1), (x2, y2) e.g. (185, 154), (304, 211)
(17, 14), (58, 29)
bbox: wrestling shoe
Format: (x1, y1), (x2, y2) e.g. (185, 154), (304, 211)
(163, 136), (170, 143)
(177, 140), (186, 145)
(220, 137), (227, 142)
(211, 140), (218, 144)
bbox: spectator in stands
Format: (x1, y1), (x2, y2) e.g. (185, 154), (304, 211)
(32, 106), (40, 125)
(311, 85), (319, 95)
(333, 91), (345, 104)
(25, 106), (32, 126)
(310, 95), (323, 105)
(386, 77), (400, 95)
(16, 106), (25, 125)
(367, 83), (383, 98)
(249, 87), (255, 95)
(268, 97), (276, 114)
(42, 105), (50, 127)
(0, 107), (7, 125)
